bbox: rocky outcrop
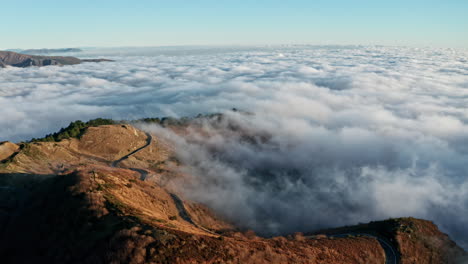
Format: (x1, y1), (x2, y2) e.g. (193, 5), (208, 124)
(0, 50), (112, 68)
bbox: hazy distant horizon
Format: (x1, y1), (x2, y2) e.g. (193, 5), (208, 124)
(4, 43), (468, 53)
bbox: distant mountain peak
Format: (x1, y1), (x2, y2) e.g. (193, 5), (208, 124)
(20, 48), (83, 55)
(0, 50), (112, 68)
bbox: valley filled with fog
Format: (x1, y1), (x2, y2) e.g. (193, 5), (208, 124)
(1, 46), (467, 248)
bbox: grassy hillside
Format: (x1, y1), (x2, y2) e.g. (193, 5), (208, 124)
(30, 118), (115, 142)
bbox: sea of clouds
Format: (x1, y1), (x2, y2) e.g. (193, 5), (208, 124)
(1, 45), (468, 248)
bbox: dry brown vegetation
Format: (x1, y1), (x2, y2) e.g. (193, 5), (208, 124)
(0, 141), (19, 161)
(0, 167), (386, 263)
(0, 124), (465, 263)
(394, 218), (467, 264)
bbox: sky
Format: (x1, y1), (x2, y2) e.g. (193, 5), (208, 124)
(1, 0), (467, 49)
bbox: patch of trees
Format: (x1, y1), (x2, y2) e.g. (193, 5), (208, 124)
(136, 116), (189, 126)
(30, 118), (115, 142)
(29, 109), (243, 143)
(137, 113), (225, 127)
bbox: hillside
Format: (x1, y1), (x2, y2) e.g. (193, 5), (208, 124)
(0, 50), (112, 68)
(0, 142), (19, 161)
(0, 123), (466, 263)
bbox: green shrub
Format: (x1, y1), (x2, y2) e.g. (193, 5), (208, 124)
(30, 118), (115, 143)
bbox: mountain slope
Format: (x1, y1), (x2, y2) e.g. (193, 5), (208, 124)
(0, 142), (19, 161)
(0, 50), (111, 68)
(0, 123), (466, 263)
(0, 166), (387, 264)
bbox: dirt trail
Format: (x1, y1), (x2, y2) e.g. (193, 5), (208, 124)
(111, 132), (152, 167)
(111, 132), (152, 180)
(169, 193), (218, 235)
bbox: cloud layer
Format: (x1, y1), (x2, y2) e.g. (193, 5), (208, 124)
(1, 46), (468, 247)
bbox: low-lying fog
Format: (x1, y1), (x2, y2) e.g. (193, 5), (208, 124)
(1, 46), (467, 248)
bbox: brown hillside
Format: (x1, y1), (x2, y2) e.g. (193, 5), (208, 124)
(0, 124), (465, 263)
(0, 142), (19, 161)
(0, 125), (172, 175)
(0, 166), (385, 264)
(395, 218), (467, 264)
(311, 217), (467, 264)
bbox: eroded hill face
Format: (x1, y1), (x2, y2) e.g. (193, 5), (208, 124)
(0, 124), (465, 263)
(0, 142), (19, 161)
(394, 218), (467, 264)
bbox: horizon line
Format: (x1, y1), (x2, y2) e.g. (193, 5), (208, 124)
(4, 43), (467, 51)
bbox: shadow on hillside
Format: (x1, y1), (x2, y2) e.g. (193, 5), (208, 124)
(0, 171), (112, 263)
(0, 172), (59, 237)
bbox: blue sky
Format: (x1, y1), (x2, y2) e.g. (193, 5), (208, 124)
(1, 0), (467, 49)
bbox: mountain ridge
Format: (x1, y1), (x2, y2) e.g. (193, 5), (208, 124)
(0, 50), (112, 68)
(18, 48), (83, 55)
(0, 120), (466, 263)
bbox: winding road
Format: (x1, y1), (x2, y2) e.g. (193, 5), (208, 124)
(170, 193), (197, 225)
(310, 232), (399, 264)
(169, 193), (218, 235)
(110, 131), (215, 234)
(111, 132), (152, 180)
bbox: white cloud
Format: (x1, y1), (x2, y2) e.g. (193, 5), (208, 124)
(1, 45), (468, 248)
